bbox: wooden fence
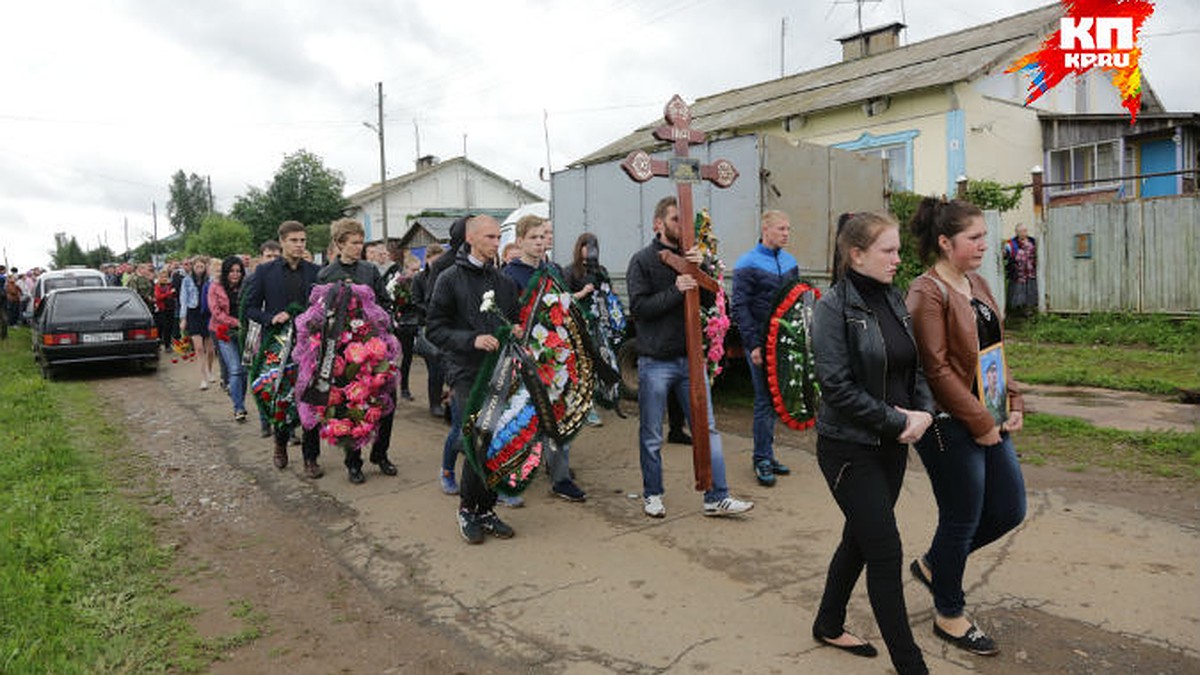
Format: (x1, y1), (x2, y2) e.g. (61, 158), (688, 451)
(1042, 196), (1200, 313)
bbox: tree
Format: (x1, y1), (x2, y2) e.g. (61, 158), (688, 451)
(962, 179), (1024, 213)
(167, 170), (213, 235)
(184, 214), (254, 259)
(83, 245), (117, 270)
(49, 233), (88, 269)
(230, 149), (348, 245)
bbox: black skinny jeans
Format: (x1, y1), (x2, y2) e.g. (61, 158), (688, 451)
(452, 378), (497, 514)
(815, 435), (927, 675)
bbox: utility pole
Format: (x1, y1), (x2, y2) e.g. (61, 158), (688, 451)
(780, 17), (786, 77)
(376, 82), (388, 244)
(206, 175), (214, 213)
(123, 217), (129, 260)
(413, 118), (421, 167)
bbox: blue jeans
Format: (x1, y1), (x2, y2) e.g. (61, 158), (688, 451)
(637, 356), (728, 503)
(214, 337), (246, 414)
(914, 416), (1026, 618)
(746, 355), (776, 464)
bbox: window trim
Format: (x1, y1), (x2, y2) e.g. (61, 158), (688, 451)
(1046, 140), (1121, 194)
(833, 130), (919, 191)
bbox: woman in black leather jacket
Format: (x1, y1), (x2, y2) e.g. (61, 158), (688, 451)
(809, 212), (934, 675)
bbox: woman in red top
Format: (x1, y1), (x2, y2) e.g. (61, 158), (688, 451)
(153, 270), (175, 352)
(208, 256), (248, 421)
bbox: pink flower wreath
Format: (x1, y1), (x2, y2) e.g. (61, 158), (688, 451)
(293, 283), (400, 452)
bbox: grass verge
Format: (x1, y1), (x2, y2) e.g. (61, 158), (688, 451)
(1005, 313), (1200, 395)
(0, 330), (209, 672)
(1020, 412), (1200, 479)
(1007, 341), (1200, 395)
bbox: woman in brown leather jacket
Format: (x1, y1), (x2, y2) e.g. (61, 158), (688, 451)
(906, 198), (1026, 657)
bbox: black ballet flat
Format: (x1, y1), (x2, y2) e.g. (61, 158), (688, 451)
(910, 559), (933, 594)
(933, 622), (999, 656)
(812, 626), (878, 658)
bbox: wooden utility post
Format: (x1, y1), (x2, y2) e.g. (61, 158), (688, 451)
(376, 82), (388, 244)
(621, 95), (739, 492)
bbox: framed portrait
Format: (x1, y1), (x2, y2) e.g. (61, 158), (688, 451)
(977, 342), (1009, 426)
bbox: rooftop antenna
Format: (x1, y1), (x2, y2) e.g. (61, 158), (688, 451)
(833, 0), (883, 35)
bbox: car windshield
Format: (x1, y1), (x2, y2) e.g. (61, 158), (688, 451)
(44, 276), (105, 293)
(53, 291), (146, 319)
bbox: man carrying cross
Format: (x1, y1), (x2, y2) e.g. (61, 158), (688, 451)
(627, 195), (754, 519)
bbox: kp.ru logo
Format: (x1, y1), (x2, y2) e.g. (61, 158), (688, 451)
(1007, 0), (1155, 123)
(1060, 17), (1133, 68)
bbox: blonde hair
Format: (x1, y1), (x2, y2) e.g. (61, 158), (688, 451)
(515, 214), (547, 240)
(330, 218), (365, 244)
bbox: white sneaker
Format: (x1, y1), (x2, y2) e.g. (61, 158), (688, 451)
(643, 495), (665, 518)
(703, 496), (754, 517)
(199, 379), (208, 390)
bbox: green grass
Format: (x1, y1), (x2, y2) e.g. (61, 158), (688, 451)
(0, 329), (222, 673)
(1007, 341), (1200, 394)
(1005, 313), (1200, 394)
(1006, 313), (1200, 352)
(1020, 412), (1200, 479)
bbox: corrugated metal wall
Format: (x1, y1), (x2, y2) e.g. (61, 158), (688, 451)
(1043, 196), (1200, 313)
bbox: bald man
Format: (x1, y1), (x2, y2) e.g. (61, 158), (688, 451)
(426, 215), (523, 544)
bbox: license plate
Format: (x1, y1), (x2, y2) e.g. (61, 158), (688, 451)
(82, 332), (123, 343)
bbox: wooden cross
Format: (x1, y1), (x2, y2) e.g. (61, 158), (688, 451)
(621, 94), (739, 492)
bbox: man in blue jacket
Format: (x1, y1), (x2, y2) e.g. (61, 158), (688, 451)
(244, 220), (324, 479)
(731, 210), (799, 486)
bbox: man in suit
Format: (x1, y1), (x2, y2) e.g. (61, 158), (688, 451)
(244, 220), (324, 479)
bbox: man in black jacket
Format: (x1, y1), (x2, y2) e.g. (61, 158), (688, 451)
(316, 217), (398, 485)
(412, 242), (448, 420)
(243, 220), (324, 479)
(626, 196), (753, 520)
(426, 215), (522, 544)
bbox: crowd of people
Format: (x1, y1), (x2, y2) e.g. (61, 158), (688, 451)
(7, 198), (1028, 674)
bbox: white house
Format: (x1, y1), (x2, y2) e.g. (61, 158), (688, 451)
(345, 155), (543, 242)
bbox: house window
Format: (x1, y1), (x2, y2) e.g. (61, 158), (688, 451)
(1048, 141), (1120, 192)
(832, 130), (919, 192)
(878, 144), (909, 192)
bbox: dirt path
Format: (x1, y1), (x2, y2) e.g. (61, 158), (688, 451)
(99, 366), (512, 674)
(1021, 384), (1199, 433)
(98, 360), (1199, 674)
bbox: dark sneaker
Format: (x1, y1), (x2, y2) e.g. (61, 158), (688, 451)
(457, 510), (484, 545)
(303, 460), (324, 479)
(551, 480), (587, 502)
(273, 442), (289, 469)
(667, 429), (693, 445)
(373, 458), (398, 476)
(347, 466), (366, 484)
(771, 459), (791, 475)
(934, 622), (999, 656)
(478, 511), (515, 539)
(755, 459), (777, 486)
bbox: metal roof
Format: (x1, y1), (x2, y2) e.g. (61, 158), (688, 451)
(574, 3), (1065, 166)
(345, 156), (542, 206)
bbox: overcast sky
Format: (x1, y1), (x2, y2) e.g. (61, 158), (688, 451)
(2, 0), (1196, 269)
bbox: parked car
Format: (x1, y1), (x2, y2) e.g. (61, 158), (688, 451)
(33, 286), (159, 379)
(32, 267), (107, 314)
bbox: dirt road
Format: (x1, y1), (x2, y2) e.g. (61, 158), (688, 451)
(98, 360), (1200, 674)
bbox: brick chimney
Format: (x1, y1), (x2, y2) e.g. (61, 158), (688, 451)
(837, 22), (905, 60)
